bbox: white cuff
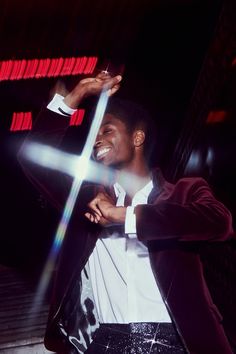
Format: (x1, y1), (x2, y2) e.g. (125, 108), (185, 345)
(125, 206), (137, 238)
(47, 93), (77, 116)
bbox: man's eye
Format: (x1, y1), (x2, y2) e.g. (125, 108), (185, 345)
(103, 129), (112, 134)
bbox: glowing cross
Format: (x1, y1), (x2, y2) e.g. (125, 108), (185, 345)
(23, 89), (147, 322)
(24, 90), (109, 319)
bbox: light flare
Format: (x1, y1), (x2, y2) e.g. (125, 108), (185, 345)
(23, 89), (148, 324)
(26, 89), (109, 323)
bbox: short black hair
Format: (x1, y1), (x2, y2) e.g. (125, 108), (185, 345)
(104, 97), (157, 164)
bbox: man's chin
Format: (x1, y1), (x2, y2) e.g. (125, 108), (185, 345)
(100, 159), (119, 169)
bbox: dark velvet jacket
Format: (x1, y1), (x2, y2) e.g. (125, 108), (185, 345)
(18, 108), (234, 354)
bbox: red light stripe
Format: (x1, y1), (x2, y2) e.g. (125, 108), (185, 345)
(35, 60), (44, 78)
(10, 60), (21, 80)
(24, 59), (39, 79)
(77, 109), (85, 125)
(60, 57), (72, 76)
(0, 61), (7, 80)
(21, 113), (27, 130)
(47, 58), (57, 77)
(72, 57), (82, 74)
(10, 112), (32, 131)
(10, 112), (17, 131)
(69, 113), (76, 126)
(68, 57), (76, 75)
(17, 112), (24, 130)
(1, 60), (13, 80)
(24, 60), (33, 78)
(89, 57), (97, 73)
(0, 57), (98, 81)
(10, 109), (85, 131)
(90, 57), (97, 72)
(21, 112), (32, 130)
(54, 57), (64, 77)
(84, 57), (92, 74)
(69, 109), (85, 126)
(79, 57), (87, 74)
(84, 57), (97, 74)
(20, 112), (24, 130)
(44, 58), (51, 76)
(17, 59), (27, 80)
(27, 112), (32, 130)
(31, 59), (40, 78)
(206, 110), (227, 124)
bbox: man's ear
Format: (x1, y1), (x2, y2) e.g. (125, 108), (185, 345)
(133, 130), (145, 147)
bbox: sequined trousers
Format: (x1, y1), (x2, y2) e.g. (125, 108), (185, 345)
(85, 322), (186, 354)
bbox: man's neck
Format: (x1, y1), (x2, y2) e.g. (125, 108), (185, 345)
(115, 168), (151, 197)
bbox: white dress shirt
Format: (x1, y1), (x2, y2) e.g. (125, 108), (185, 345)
(88, 181), (171, 323)
(48, 94), (171, 324)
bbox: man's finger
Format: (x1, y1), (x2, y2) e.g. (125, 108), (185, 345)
(108, 84), (121, 97)
(88, 200), (102, 216)
(85, 212), (101, 223)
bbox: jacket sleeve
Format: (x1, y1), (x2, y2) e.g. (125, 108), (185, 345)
(135, 177), (233, 242)
(17, 107), (75, 212)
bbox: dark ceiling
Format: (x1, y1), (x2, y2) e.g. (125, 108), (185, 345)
(2, 0), (235, 170)
(0, 0), (226, 116)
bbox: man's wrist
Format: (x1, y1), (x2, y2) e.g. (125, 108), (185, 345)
(63, 87), (85, 109)
(110, 206), (126, 224)
(47, 93), (77, 116)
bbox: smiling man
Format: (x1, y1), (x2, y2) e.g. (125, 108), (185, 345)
(18, 72), (234, 354)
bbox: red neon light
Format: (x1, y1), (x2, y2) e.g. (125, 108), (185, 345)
(1, 60), (13, 80)
(72, 57), (82, 74)
(22, 112), (32, 130)
(18, 59), (27, 79)
(35, 58), (50, 78)
(0, 57), (98, 81)
(69, 109), (85, 126)
(85, 58), (93, 74)
(11, 61), (21, 80)
(24, 59), (39, 79)
(10, 112), (17, 131)
(10, 110), (85, 131)
(10, 112), (32, 131)
(206, 110), (227, 124)
(47, 58), (57, 77)
(61, 57), (76, 76)
(54, 57), (64, 77)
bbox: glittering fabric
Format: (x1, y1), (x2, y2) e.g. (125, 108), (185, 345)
(85, 322), (186, 353)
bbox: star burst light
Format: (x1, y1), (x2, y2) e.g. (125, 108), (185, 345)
(23, 90), (147, 324)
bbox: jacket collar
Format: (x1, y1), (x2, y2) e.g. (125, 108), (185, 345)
(148, 167), (166, 204)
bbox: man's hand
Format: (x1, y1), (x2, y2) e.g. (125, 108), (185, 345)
(64, 72), (122, 109)
(85, 192), (126, 227)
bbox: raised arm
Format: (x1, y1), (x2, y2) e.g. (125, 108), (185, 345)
(17, 73), (122, 211)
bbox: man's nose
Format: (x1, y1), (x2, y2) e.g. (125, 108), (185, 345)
(94, 135), (103, 148)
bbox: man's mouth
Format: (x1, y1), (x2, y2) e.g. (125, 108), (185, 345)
(95, 147), (111, 160)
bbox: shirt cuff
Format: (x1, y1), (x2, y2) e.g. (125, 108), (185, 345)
(125, 206), (137, 237)
(47, 93), (77, 116)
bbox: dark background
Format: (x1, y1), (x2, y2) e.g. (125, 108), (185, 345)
(0, 0), (236, 349)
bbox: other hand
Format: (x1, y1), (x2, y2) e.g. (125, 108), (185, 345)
(85, 192), (126, 227)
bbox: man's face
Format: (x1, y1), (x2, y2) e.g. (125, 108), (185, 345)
(93, 113), (135, 169)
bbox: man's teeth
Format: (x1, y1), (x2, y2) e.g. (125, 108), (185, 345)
(97, 147), (110, 158)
